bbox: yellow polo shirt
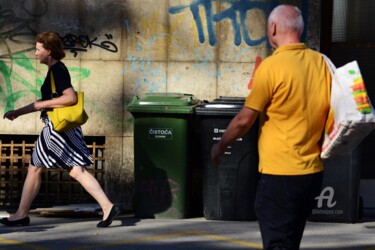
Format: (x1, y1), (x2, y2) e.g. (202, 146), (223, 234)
(245, 43), (331, 175)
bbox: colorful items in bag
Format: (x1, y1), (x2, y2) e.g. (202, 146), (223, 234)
(350, 74), (372, 114)
(325, 68), (374, 135)
(321, 55), (375, 159)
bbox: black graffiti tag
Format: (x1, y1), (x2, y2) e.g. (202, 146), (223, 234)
(0, 5), (41, 58)
(60, 33), (118, 57)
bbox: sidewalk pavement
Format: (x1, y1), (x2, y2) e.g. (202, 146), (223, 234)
(1, 207), (375, 250)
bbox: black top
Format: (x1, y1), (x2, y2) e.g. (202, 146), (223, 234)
(41, 61), (72, 100)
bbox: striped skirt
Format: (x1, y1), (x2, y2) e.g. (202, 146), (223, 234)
(30, 116), (93, 169)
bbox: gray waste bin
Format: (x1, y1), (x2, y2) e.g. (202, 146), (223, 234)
(309, 149), (362, 223)
(195, 97), (259, 221)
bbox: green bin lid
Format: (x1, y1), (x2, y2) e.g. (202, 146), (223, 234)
(128, 93), (200, 114)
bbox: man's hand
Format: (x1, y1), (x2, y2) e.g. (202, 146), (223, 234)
(211, 143), (224, 166)
(210, 107), (259, 166)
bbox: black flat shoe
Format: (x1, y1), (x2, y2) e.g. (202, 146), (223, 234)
(0, 216), (30, 227)
(97, 205), (121, 228)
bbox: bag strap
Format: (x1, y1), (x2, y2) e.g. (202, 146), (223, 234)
(50, 71), (58, 98)
(321, 54), (346, 94)
(321, 54), (336, 75)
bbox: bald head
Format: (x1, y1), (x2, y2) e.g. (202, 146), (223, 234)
(268, 5), (304, 37)
(266, 5), (304, 49)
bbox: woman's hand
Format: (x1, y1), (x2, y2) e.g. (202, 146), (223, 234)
(3, 110), (19, 121)
(3, 102), (37, 120)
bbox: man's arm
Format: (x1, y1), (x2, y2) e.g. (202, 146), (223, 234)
(211, 106), (259, 165)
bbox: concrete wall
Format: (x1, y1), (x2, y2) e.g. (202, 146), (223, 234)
(0, 0), (320, 210)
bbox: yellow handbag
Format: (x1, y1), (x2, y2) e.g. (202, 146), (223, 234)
(47, 71), (89, 132)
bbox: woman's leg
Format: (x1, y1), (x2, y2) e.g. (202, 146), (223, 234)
(69, 166), (113, 220)
(9, 165), (44, 220)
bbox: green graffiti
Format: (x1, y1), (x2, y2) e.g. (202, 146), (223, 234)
(69, 67), (91, 83)
(0, 53), (90, 112)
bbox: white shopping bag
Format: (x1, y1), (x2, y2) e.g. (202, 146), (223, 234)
(321, 55), (375, 159)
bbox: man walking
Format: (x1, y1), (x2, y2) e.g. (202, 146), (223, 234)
(211, 5), (331, 250)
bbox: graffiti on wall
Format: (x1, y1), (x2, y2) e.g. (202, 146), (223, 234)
(122, 0), (310, 124)
(1, 0), (310, 119)
(168, 0), (308, 46)
(0, 53), (91, 112)
(123, 0), (308, 92)
(0, 4), (38, 58)
(0, 1), (120, 58)
(123, 19), (167, 88)
(0, 2), (118, 113)
(169, 0), (267, 46)
(60, 33), (118, 58)
(0, 2), (38, 112)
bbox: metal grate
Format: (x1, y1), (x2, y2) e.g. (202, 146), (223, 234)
(0, 135), (105, 210)
(332, 0), (375, 43)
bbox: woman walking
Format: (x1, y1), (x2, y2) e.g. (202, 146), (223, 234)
(2, 32), (120, 228)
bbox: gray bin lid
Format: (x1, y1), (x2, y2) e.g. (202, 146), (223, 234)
(195, 97), (245, 116)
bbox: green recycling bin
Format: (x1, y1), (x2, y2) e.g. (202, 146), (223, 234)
(128, 93), (201, 219)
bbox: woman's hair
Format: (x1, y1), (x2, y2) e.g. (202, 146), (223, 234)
(36, 32), (66, 60)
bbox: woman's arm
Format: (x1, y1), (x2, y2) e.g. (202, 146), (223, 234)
(3, 87), (77, 121)
(34, 87), (77, 110)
